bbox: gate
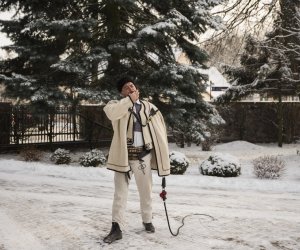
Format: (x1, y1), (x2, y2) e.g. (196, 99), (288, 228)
(1, 105), (81, 145)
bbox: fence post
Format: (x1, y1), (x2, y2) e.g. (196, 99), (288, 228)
(72, 105), (77, 141)
(48, 109), (54, 148)
(21, 106), (25, 144)
(0, 102), (12, 145)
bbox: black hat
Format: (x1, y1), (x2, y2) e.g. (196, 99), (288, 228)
(116, 76), (134, 92)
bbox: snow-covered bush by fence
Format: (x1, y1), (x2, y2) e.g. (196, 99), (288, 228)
(169, 151), (190, 175)
(50, 148), (71, 165)
(79, 149), (106, 167)
(199, 153), (241, 177)
(252, 155), (285, 179)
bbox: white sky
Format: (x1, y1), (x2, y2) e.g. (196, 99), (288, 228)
(0, 11), (14, 59)
(0, 11), (13, 45)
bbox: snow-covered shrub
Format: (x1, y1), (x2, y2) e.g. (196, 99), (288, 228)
(252, 155), (285, 179)
(79, 149), (106, 167)
(50, 148), (71, 165)
(199, 153), (241, 177)
(20, 146), (43, 161)
(169, 151), (190, 175)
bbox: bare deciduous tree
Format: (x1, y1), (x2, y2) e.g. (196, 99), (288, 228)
(202, 0), (280, 68)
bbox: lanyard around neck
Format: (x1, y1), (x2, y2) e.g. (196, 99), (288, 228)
(128, 105), (159, 127)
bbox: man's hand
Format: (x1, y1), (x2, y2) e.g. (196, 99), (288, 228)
(129, 90), (139, 103)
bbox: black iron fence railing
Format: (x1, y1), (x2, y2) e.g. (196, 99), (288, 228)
(0, 103), (113, 148)
(7, 105), (80, 144)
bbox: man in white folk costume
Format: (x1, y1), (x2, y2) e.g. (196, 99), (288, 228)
(103, 76), (170, 243)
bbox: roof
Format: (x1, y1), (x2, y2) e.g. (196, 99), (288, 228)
(199, 66), (230, 88)
(199, 67), (230, 101)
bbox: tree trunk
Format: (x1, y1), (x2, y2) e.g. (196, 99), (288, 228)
(90, 0), (99, 85)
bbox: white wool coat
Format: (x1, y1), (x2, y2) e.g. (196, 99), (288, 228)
(103, 96), (170, 176)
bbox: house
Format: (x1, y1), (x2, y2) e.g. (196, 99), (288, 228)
(177, 52), (300, 103)
(0, 83), (15, 103)
(198, 66), (230, 102)
(239, 93), (300, 102)
(176, 52), (230, 101)
(0, 84), (7, 102)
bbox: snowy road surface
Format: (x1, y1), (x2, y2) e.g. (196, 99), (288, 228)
(0, 141), (300, 250)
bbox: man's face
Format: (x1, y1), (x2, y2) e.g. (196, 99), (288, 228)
(121, 82), (137, 96)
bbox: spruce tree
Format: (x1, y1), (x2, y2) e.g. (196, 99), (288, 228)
(0, 0), (226, 144)
(0, 1), (101, 109)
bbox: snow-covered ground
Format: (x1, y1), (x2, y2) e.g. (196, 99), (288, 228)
(0, 141), (300, 250)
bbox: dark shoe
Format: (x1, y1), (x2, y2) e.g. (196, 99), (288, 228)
(103, 222), (122, 244)
(143, 222), (155, 233)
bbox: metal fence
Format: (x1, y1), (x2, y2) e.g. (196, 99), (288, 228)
(0, 105), (81, 145)
(0, 103), (113, 149)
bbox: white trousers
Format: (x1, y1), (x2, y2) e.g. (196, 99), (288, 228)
(112, 153), (153, 230)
